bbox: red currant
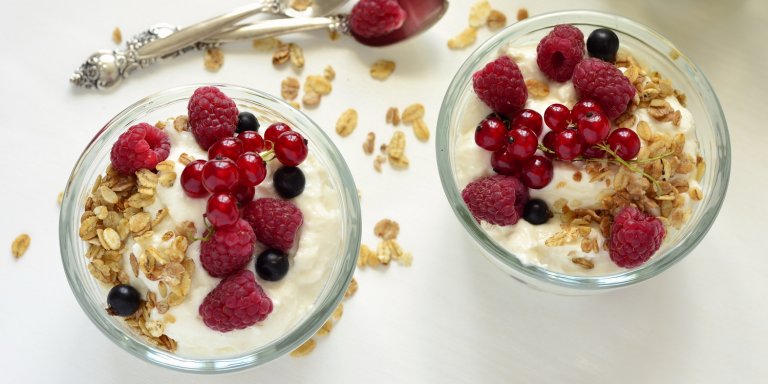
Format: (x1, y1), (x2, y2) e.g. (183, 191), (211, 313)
(206, 193), (239, 229)
(264, 122), (292, 150)
(491, 148), (522, 176)
(506, 127), (538, 160)
(238, 131), (264, 153)
(486, 112), (511, 130)
(202, 157), (240, 193)
(553, 129), (584, 161)
(571, 99), (603, 122)
(542, 131), (558, 160)
(511, 109), (543, 136)
(607, 128), (641, 160)
(474, 116), (507, 151)
(275, 131), (308, 167)
(233, 184), (256, 206)
(180, 159), (209, 198)
(236, 152), (267, 187)
(521, 156), (554, 189)
(577, 111), (611, 144)
(208, 137), (244, 161)
(581, 144), (607, 159)
(544, 104), (571, 132)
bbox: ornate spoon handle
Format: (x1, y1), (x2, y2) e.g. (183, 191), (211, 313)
(202, 15), (349, 43)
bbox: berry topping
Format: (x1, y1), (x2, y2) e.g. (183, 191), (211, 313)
(520, 156), (554, 189)
(206, 193), (240, 229)
(202, 157), (240, 193)
(586, 28), (620, 63)
(607, 128), (641, 160)
(264, 122), (292, 151)
(536, 24), (585, 82)
(475, 116), (508, 151)
(472, 56), (528, 116)
(487, 112), (511, 129)
(349, 0), (407, 39)
(106, 284), (141, 317)
(255, 248), (290, 282)
(506, 127), (538, 160)
(511, 109), (544, 136)
(273, 166), (306, 199)
(491, 148), (522, 176)
(236, 112), (260, 133)
(609, 206), (665, 268)
(236, 153), (267, 187)
(553, 129), (584, 161)
(571, 99), (603, 122)
(233, 184), (256, 207)
(242, 198), (304, 252)
(208, 137), (244, 161)
(109, 123), (171, 175)
(188, 86), (239, 150)
(275, 131), (308, 167)
(181, 159), (210, 199)
(200, 219), (257, 278)
(461, 175), (529, 226)
(199, 270), (273, 332)
(522, 199), (553, 225)
(541, 131), (558, 160)
(577, 111), (611, 144)
(544, 104), (572, 132)
(238, 131), (265, 153)
(572, 58), (636, 119)
(581, 144), (607, 159)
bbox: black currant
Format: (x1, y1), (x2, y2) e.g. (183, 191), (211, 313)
(273, 166), (305, 199)
(587, 28), (620, 63)
(106, 284), (141, 317)
(256, 248), (290, 282)
(236, 112), (260, 133)
(523, 199), (553, 225)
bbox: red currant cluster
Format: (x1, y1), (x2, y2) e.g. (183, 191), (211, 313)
(181, 122), (309, 229)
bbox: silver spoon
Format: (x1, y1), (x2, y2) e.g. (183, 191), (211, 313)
(70, 0), (348, 90)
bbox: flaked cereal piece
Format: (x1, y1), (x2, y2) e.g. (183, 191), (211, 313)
(305, 75), (332, 94)
(389, 152), (409, 168)
(86, 244), (105, 259)
(388, 239), (403, 261)
(689, 186), (703, 201)
(289, 43), (305, 68)
(164, 314), (176, 324)
(413, 118), (430, 140)
(290, 0), (312, 11)
(389, 131), (406, 158)
(316, 320), (333, 336)
(129, 253), (139, 277)
(290, 102), (301, 109)
(402, 104), (425, 123)
(696, 161), (706, 182)
(204, 48), (224, 70)
(112, 27), (122, 44)
(649, 101), (673, 121)
(167, 292), (185, 307)
(175, 221), (196, 239)
(345, 277), (358, 297)
(145, 246), (167, 266)
(672, 110), (682, 127)
(517, 8), (529, 21)
(281, 77), (300, 100)
(386, 107), (400, 125)
(302, 91), (321, 106)
(156, 160), (174, 172)
(100, 228), (122, 250)
(363, 132), (375, 154)
(448, 28), (477, 49)
(624, 65), (641, 84)
(376, 241), (392, 265)
(273, 44), (290, 65)
(174, 115), (190, 132)
(616, 112), (636, 129)
(573, 171), (582, 182)
(374, 155), (386, 172)
(328, 29), (341, 41)
(161, 262), (185, 286)
(155, 120), (166, 130)
(336, 109), (358, 136)
(290, 339), (316, 357)
(572, 257), (594, 269)
(129, 212), (152, 233)
(358, 244), (372, 267)
(169, 236), (188, 263)
(487, 10), (506, 28)
(332, 303), (344, 321)
(525, 79), (549, 97)
(675, 90), (687, 107)
(252, 37), (282, 51)
(371, 60), (396, 79)
(374, 219), (399, 240)
(158, 281), (167, 298)
(158, 172), (176, 188)
(58, 192), (64, 204)
(401, 252), (413, 267)
(324, 65), (335, 80)
(94, 206), (109, 220)
(12, 234), (30, 258)
(637, 121), (651, 141)
(469, 1), (492, 28)
(182, 257), (196, 277)
(99, 185), (119, 204)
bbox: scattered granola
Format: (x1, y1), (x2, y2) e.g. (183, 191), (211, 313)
(290, 339), (316, 357)
(281, 77), (300, 100)
(289, 43), (305, 68)
(525, 79), (549, 97)
(448, 28), (477, 49)
(345, 277), (358, 297)
(386, 107), (400, 125)
(374, 219), (400, 240)
(204, 48), (224, 70)
(290, 0), (313, 11)
(112, 27), (122, 44)
(290, 102), (301, 109)
(252, 37), (282, 51)
(58, 192), (64, 204)
(273, 44), (291, 65)
(413, 118), (430, 140)
(469, 1), (492, 28)
(324, 65), (335, 81)
(302, 91), (321, 106)
(363, 132), (376, 154)
(174, 115), (190, 132)
(336, 109), (358, 137)
(517, 8), (529, 21)
(374, 155), (387, 172)
(402, 103), (425, 123)
(371, 60), (396, 79)
(487, 10), (507, 28)
(305, 75), (332, 94)
(12, 234), (30, 258)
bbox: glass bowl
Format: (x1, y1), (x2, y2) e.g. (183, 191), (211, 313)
(59, 84), (361, 373)
(436, 10), (730, 295)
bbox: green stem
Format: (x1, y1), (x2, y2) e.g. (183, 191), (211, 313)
(260, 144), (276, 162)
(596, 143), (663, 197)
(188, 216), (215, 243)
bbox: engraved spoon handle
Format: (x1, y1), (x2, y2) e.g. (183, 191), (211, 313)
(201, 15), (349, 43)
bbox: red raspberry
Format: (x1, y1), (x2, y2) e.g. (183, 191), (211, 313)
(472, 56), (528, 116)
(536, 24), (585, 82)
(109, 123), (170, 175)
(242, 198), (304, 252)
(200, 219), (256, 278)
(349, 0), (407, 39)
(461, 175), (529, 226)
(572, 58), (636, 119)
(609, 206), (665, 268)
(188, 86), (239, 150)
(199, 270), (273, 332)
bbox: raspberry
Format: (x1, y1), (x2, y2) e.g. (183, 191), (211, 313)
(472, 56), (528, 116)
(109, 123), (170, 175)
(188, 86), (239, 150)
(200, 219), (257, 278)
(572, 58), (636, 119)
(461, 175), (529, 226)
(199, 270), (273, 332)
(536, 24), (586, 82)
(349, 0), (407, 39)
(609, 206), (665, 268)
(242, 198), (304, 252)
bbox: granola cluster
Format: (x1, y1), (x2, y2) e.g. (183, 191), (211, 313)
(448, 1), (509, 49)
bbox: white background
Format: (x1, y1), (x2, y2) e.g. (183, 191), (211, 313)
(1, 0), (767, 382)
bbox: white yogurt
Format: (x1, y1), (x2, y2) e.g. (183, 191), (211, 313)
(455, 43), (702, 276)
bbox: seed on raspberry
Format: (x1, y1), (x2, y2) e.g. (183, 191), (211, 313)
(472, 56), (528, 116)
(200, 219), (256, 278)
(609, 206), (665, 268)
(188, 86), (239, 150)
(536, 24), (586, 82)
(199, 270), (273, 332)
(109, 123), (171, 175)
(572, 58), (636, 119)
(349, 0), (408, 39)
(461, 175), (529, 226)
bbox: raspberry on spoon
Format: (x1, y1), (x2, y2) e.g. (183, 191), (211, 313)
(349, 0), (408, 39)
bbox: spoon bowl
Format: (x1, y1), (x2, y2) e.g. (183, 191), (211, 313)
(283, 0), (349, 18)
(353, 0), (449, 47)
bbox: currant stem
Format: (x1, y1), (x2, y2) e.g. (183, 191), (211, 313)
(596, 143), (663, 197)
(188, 216), (216, 242)
(260, 144), (276, 162)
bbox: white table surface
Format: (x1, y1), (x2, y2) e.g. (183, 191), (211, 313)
(2, 0), (767, 382)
